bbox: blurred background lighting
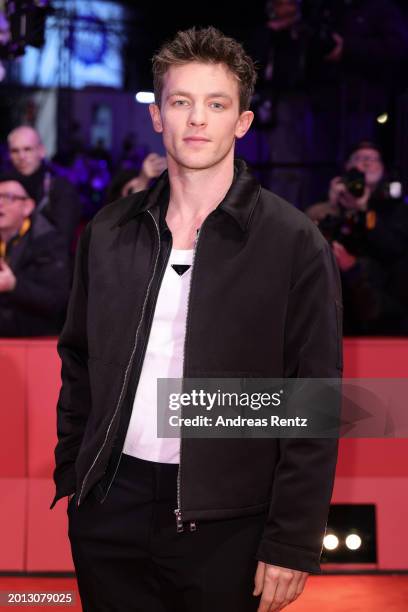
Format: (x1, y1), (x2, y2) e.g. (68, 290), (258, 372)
(346, 534), (362, 550)
(135, 91), (155, 104)
(377, 113), (389, 124)
(324, 534), (339, 550)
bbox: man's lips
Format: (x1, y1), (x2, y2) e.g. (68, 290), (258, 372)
(183, 137), (211, 142)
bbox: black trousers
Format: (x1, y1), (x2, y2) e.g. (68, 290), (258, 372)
(68, 454), (266, 612)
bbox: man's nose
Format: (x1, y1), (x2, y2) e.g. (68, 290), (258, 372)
(188, 105), (207, 126)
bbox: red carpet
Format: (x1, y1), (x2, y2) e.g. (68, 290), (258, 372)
(0, 575), (407, 610)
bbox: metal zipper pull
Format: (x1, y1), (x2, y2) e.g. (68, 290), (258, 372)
(174, 508), (184, 533)
(189, 521), (197, 532)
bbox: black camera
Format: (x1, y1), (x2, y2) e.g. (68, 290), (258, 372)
(317, 168), (366, 254)
(341, 168), (366, 198)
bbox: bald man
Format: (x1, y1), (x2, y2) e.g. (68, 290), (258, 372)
(8, 126), (81, 250)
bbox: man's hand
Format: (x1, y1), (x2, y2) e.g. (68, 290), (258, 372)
(329, 177), (370, 212)
(254, 561), (309, 611)
(140, 153), (167, 181)
(328, 176), (346, 206)
(0, 259), (16, 292)
(332, 241), (357, 272)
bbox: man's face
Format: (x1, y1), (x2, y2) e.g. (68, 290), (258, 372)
(8, 128), (45, 176)
(149, 62), (253, 172)
(347, 147), (384, 188)
(0, 181), (34, 235)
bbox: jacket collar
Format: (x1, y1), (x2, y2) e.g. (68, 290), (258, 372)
(116, 158), (261, 232)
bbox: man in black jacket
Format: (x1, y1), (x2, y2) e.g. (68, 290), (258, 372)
(52, 27), (342, 612)
(0, 174), (70, 336)
(7, 126), (81, 251)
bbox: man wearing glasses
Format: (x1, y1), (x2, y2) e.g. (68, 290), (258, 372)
(0, 174), (69, 336)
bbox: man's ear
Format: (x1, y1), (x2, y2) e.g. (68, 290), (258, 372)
(235, 110), (254, 140)
(23, 198), (35, 217)
(39, 143), (47, 160)
(149, 104), (163, 134)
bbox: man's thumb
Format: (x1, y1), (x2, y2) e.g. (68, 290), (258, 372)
(253, 561), (265, 596)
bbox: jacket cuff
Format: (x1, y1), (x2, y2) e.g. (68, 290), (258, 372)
(50, 469), (76, 509)
(256, 538), (322, 574)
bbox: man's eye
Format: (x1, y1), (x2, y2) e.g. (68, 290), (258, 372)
(210, 102), (224, 109)
(174, 100), (188, 106)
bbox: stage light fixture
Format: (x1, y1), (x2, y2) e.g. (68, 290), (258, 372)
(323, 534), (339, 550)
(321, 504), (376, 565)
(345, 533), (362, 550)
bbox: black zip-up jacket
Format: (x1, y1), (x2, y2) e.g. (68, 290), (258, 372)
(52, 160), (343, 574)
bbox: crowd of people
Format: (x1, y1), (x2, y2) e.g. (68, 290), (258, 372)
(1, 0), (408, 339)
(1, 123), (407, 338)
(0, 125), (166, 337)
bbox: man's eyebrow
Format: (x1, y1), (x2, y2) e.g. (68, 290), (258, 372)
(207, 92), (233, 101)
(166, 90), (233, 101)
(167, 90), (190, 99)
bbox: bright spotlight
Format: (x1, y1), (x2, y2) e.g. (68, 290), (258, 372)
(135, 92), (155, 104)
(345, 534), (362, 550)
(323, 534), (339, 550)
(377, 113), (388, 124)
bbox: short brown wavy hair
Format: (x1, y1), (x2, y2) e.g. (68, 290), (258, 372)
(152, 26), (257, 113)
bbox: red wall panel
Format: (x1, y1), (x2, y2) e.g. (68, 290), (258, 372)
(26, 479), (72, 571)
(0, 479), (26, 571)
(0, 337), (407, 571)
(0, 343), (26, 477)
(26, 341), (60, 478)
(332, 477), (408, 570)
(337, 338), (408, 478)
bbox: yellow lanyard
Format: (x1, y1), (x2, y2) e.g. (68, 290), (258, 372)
(0, 218), (31, 260)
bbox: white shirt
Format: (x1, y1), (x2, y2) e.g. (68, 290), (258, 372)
(123, 248), (193, 463)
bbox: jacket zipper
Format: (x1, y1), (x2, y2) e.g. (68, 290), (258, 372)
(76, 210), (164, 506)
(99, 211), (172, 503)
(174, 224), (203, 533)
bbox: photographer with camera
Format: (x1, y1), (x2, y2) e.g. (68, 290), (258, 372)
(307, 141), (384, 225)
(307, 142), (408, 335)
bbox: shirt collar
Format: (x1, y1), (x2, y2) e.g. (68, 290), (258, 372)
(116, 158), (261, 232)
